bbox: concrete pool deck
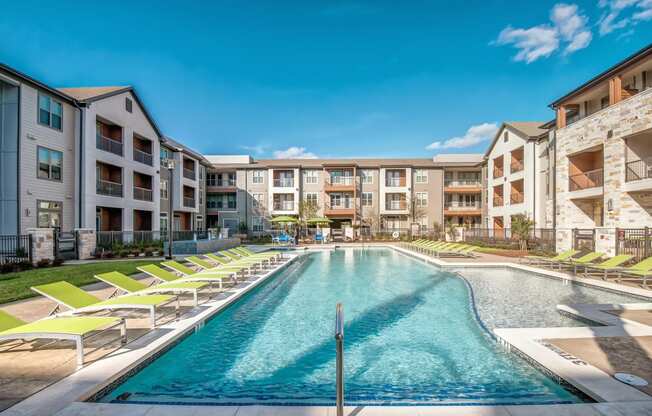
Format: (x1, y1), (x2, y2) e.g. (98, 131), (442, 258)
(4, 245), (652, 415)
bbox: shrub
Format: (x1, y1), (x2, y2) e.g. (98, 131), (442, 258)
(52, 258), (64, 267)
(144, 247), (154, 257)
(104, 250), (114, 259)
(36, 258), (51, 268)
(118, 250), (129, 258)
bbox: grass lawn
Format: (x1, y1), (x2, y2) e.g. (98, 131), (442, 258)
(0, 260), (162, 305)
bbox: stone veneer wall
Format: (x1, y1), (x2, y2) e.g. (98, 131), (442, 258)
(75, 228), (96, 260)
(26, 228), (54, 265)
(555, 88), (652, 255)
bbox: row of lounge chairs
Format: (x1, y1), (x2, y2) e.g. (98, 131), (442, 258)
(0, 246), (283, 369)
(525, 249), (652, 286)
(402, 239), (479, 258)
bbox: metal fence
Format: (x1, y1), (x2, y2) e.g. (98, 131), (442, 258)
(0, 234), (32, 265)
(616, 228), (652, 261)
(96, 230), (210, 249)
(572, 228), (596, 252)
(464, 228), (555, 252)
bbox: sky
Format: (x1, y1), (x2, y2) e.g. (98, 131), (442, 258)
(1, 1), (651, 159)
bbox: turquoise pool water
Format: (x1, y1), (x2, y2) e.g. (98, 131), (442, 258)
(102, 248), (628, 405)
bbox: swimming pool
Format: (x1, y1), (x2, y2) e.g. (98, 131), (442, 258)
(102, 248), (643, 406)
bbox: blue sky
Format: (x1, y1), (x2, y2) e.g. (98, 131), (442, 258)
(1, 1), (651, 158)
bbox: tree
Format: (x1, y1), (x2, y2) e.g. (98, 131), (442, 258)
(511, 213), (534, 252)
(445, 219), (457, 241)
(409, 196), (427, 225)
(432, 221), (443, 239)
(298, 199), (320, 226)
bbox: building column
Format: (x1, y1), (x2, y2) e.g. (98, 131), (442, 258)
(26, 228), (55, 265)
(609, 75), (623, 106)
(75, 228), (96, 260)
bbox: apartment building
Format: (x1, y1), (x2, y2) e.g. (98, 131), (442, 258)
(435, 154), (483, 228)
(159, 137), (209, 233)
(57, 86), (163, 235)
(203, 157), (483, 236)
(484, 122), (552, 230)
(0, 64), (79, 235)
(551, 44), (652, 252)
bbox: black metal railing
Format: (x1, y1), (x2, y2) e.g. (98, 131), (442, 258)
(96, 135), (123, 156)
(0, 234), (32, 265)
(96, 179), (123, 197)
(572, 228), (596, 252)
(183, 168), (196, 180)
(183, 197), (196, 208)
(625, 159), (651, 182)
(96, 229), (211, 249)
(133, 186), (153, 201)
(616, 227), (652, 261)
(569, 168), (603, 191)
(133, 148), (153, 166)
(464, 228), (555, 252)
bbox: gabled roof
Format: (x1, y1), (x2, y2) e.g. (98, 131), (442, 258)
(162, 136), (211, 165)
(57, 86), (163, 138)
(432, 154), (483, 166)
(0, 63), (75, 103)
(550, 42), (652, 108)
(482, 121), (549, 158)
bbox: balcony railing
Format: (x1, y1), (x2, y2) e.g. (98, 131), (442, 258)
(96, 135), (123, 156)
(444, 180), (481, 187)
(510, 193), (524, 204)
(273, 201), (295, 211)
(493, 195), (504, 206)
(510, 159), (524, 173)
(183, 197), (196, 208)
(328, 176), (355, 186)
(385, 178), (405, 187)
(217, 179), (236, 187)
(569, 168), (604, 191)
(327, 200), (354, 209)
(133, 186), (153, 201)
(626, 159), (652, 182)
(493, 168), (503, 179)
(96, 179), (123, 197)
(385, 200), (407, 210)
(133, 148), (153, 166)
(444, 202), (481, 210)
(273, 178), (294, 187)
(183, 168), (196, 180)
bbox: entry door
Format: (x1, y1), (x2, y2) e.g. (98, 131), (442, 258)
(173, 215), (181, 231)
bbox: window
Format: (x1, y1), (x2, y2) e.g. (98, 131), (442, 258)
(125, 97), (133, 113)
(503, 131), (508, 142)
(416, 192), (428, 207)
(304, 170), (318, 184)
(361, 170), (373, 184)
(196, 215), (204, 231)
(160, 213), (168, 232)
(252, 170), (264, 184)
(37, 200), (62, 228)
(160, 179), (168, 199)
(207, 172), (217, 186)
(37, 147), (62, 181)
(227, 193), (236, 209)
(362, 192), (372, 206)
(160, 147), (172, 164)
(252, 216), (264, 232)
(415, 169), (428, 184)
(252, 193), (264, 208)
(305, 192), (318, 205)
(38, 94), (62, 130)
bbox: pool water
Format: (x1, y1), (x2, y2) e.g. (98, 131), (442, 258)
(103, 248), (622, 405)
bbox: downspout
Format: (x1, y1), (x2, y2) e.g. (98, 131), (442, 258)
(552, 131), (557, 230)
(532, 140), (536, 228)
(244, 168), (248, 230)
(73, 101), (84, 229)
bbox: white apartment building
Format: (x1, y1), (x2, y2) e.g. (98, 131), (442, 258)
(58, 87), (163, 235)
(484, 122), (551, 230)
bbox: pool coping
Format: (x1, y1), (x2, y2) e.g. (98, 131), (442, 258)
(6, 245), (652, 416)
(391, 245), (652, 406)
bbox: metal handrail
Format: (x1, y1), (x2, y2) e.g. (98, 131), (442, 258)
(334, 303), (344, 416)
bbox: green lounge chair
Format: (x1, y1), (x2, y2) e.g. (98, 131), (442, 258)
(576, 255), (634, 279)
(525, 249), (580, 266)
(0, 310), (126, 369)
(207, 253), (263, 270)
(31, 281), (178, 328)
(557, 252), (604, 271)
(162, 260), (241, 281)
(438, 245), (478, 258)
(138, 264), (236, 289)
(187, 255), (257, 274)
(219, 250), (269, 266)
(95, 271), (211, 307)
(229, 248), (278, 262)
(233, 247), (282, 260)
(613, 257), (652, 286)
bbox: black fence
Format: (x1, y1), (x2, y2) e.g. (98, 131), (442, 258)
(96, 230), (210, 250)
(572, 228), (596, 252)
(464, 228), (555, 252)
(616, 228), (652, 261)
(0, 234), (32, 265)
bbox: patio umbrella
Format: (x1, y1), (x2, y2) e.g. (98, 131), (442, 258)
(270, 215), (298, 224)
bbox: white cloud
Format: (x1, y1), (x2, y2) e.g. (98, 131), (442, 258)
(598, 0), (652, 35)
(273, 146), (318, 159)
(495, 3), (591, 63)
(241, 145), (267, 155)
(426, 123), (499, 151)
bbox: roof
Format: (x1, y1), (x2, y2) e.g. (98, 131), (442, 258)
(57, 86), (163, 139)
(483, 121), (549, 158)
(432, 154), (483, 165)
(0, 63), (75, 103)
(207, 156), (485, 169)
(550, 42), (652, 108)
(162, 136), (210, 165)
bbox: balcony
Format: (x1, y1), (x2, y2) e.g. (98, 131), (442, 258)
(273, 178), (294, 188)
(510, 179), (524, 205)
(324, 198), (355, 217)
(183, 197), (196, 208)
(510, 147), (524, 174)
(493, 156), (504, 179)
(385, 200), (407, 211)
(444, 201), (481, 217)
(444, 179), (482, 193)
(325, 175), (356, 192)
(133, 148), (153, 166)
(183, 168), (196, 181)
(569, 168), (604, 191)
(133, 186), (153, 202)
(96, 135), (123, 156)
(273, 201), (295, 211)
(97, 179), (123, 197)
(510, 193), (524, 204)
(493, 195), (504, 207)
